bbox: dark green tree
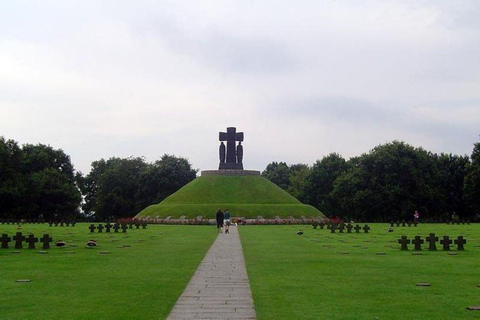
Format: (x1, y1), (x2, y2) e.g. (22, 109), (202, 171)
(0, 137), (24, 219)
(464, 139), (480, 219)
(136, 154), (197, 209)
(90, 157), (148, 220)
(287, 164), (310, 202)
(304, 153), (348, 217)
(434, 153), (469, 219)
(20, 144), (81, 221)
(332, 141), (442, 222)
(262, 162), (291, 190)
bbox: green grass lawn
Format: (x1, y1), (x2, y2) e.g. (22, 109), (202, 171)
(239, 223), (480, 320)
(3, 223), (479, 319)
(0, 223), (217, 319)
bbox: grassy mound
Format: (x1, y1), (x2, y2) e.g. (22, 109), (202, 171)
(135, 175), (324, 219)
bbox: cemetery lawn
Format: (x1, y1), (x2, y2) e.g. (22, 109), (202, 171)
(240, 224), (480, 320)
(0, 224), (216, 319)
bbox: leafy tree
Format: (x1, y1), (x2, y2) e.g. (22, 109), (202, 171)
(0, 139), (81, 220)
(434, 153), (469, 219)
(91, 157), (148, 220)
(20, 144), (81, 220)
(332, 141), (442, 222)
(262, 162), (291, 190)
(287, 164), (310, 202)
(0, 137), (24, 219)
(136, 154), (197, 209)
(304, 153), (348, 217)
(464, 139), (480, 218)
(82, 155), (197, 220)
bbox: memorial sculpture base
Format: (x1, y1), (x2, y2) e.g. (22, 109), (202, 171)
(201, 170), (260, 176)
(219, 162), (244, 170)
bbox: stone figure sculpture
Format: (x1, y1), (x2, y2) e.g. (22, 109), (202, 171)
(219, 142), (226, 163)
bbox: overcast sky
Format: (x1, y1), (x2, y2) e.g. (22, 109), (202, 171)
(1, 1), (479, 174)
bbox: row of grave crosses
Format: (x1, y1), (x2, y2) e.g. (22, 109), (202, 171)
(313, 222), (371, 233)
(398, 234), (466, 251)
(88, 222), (147, 233)
(48, 221), (76, 227)
(1, 232), (53, 250)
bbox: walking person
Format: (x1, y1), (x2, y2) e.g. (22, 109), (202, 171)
(224, 209), (231, 234)
(216, 209), (224, 233)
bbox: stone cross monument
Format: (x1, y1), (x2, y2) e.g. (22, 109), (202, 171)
(219, 127), (244, 170)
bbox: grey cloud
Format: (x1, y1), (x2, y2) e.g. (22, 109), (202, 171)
(138, 16), (295, 74)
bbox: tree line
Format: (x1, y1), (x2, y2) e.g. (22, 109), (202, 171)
(1, 136), (479, 222)
(262, 140), (480, 222)
(0, 137), (196, 221)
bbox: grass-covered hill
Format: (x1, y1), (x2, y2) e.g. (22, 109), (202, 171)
(135, 175), (324, 219)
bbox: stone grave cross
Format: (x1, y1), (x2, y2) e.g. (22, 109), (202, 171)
(13, 232), (25, 249)
(346, 224), (353, 233)
(41, 234), (53, 249)
(426, 233), (438, 251)
(26, 234), (38, 249)
(440, 236), (452, 251)
(412, 236), (424, 251)
(363, 225), (370, 233)
(454, 236), (466, 251)
(398, 236), (410, 250)
(354, 225), (361, 233)
(1, 234), (11, 249)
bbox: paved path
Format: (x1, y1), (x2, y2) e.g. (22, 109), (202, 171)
(167, 226), (256, 319)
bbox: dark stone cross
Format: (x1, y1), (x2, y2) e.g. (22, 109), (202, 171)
(121, 224), (128, 233)
(338, 224), (345, 233)
(440, 236), (452, 251)
(354, 225), (362, 233)
(113, 223), (120, 233)
(13, 232), (25, 249)
(105, 223), (112, 233)
(398, 236), (410, 250)
(141, 221), (147, 229)
(363, 225), (371, 233)
(426, 233), (438, 251)
(454, 236), (466, 251)
(330, 224), (336, 233)
(26, 234), (38, 249)
(1, 234), (11, 249)
(412, 236), (424, 251)
(346, 224), (353, 233)
(89, 224), (96, 233)
(319, 222), (325, 229)
(41, 234), (53, 249)
(219, 127), (244, 170)
(135, 222), (140, 229)
(97, 224), (104, 233)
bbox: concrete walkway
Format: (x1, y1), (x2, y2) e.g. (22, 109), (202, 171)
(167, 226), (256, 319)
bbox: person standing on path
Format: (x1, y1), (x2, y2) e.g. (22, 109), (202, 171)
(224, 209), (230, 234)
(216, 209), (224, 233)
